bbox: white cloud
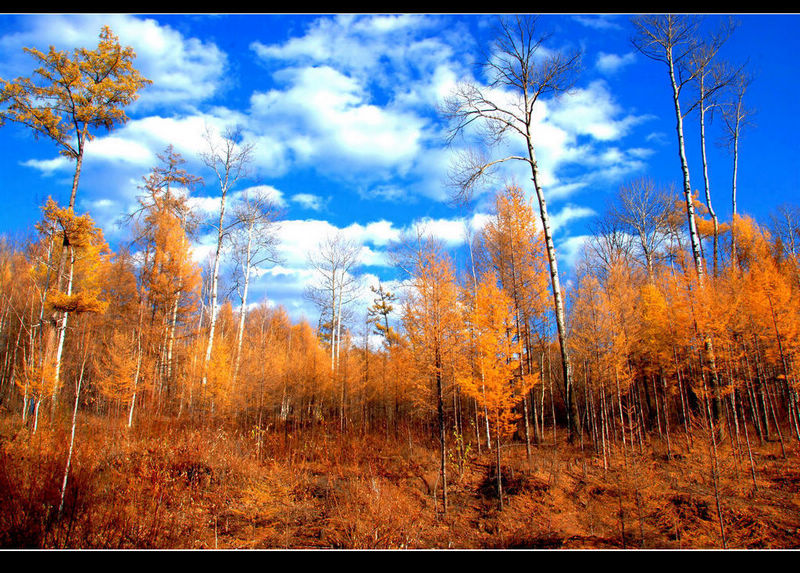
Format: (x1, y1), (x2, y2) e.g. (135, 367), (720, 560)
(548, 80), (645, 142)
(409, 215), (488, 248)
(21, 156), (69, 174)
(246, 14), (471, 188)
(249, 65), (427, 175)
(363, 220), (404, 246)
(187, 195), (222, 219)
(291, 193), (327, 212)
(549, 204), (597, 234)
(557, 234), (592, 270)
(121, 115), (212, 157)
(86, 136), (155, 166)
(572, 15), (624, 31)
(240, 184), (286, 207)
(250, 14), (447, 88)
(596, 52), (636, 74)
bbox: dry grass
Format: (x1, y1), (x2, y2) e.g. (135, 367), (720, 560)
(1, 414), (799, 549)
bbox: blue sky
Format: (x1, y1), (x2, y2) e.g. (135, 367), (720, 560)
(0, 13), (797, 324)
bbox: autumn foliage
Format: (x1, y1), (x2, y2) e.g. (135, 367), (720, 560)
(0, 21), (799, 550)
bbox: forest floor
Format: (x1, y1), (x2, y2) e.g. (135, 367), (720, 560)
(1, 414), (799, 549)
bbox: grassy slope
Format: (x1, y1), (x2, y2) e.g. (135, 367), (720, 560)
(1, 415), (798, 549)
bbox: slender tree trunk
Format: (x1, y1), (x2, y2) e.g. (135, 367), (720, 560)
(522, 394), (532, 464)
(495, 415), (503, 510)
(668, 51), (704, 278)
(730, 117), (740, 260)
(599, 378), (609, 471)
(335, 280), (344, 371)
(202, 187), (228, 386)
(233, 245), (252, 386)
(699, 80), (720, 276)
(525, 127), (577, 441)
(738, 390), (758, 491)
(51, 246), (75, 418)
(128, 328), (142, 428)
(58, 342), (87, 521)
(166, 293), (179, 382)
(701, 372), (727, 548)
(435, 346), (447, 515)
(68, 134), (86, 211)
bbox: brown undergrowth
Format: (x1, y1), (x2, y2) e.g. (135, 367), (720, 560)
(1, 415), (798, 549)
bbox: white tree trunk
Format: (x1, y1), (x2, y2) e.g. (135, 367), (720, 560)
(58, 352), (86, 519)
(202, 189), (228, 386)
(51, 247), (75, 417)
(128, 331), (142, 428)
(668, 50), (705, 280)
(233, 231), (252, 386)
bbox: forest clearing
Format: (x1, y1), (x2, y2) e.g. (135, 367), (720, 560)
(1, 14), (799, 550)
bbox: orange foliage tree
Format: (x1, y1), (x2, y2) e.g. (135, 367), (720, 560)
(21, 198), (109, 427)
(398, 233), (462, 513)
(459, 271), (537, 507)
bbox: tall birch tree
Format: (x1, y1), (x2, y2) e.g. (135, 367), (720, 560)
(631, 15), (706, 279)
(686, 26), (736, 275)
(199, 126), (255, 387)
(442, 15), (582, 440)
(229, 187), (282, 386)
(632, 15), (725, 423)
(720, 66), (755, 260)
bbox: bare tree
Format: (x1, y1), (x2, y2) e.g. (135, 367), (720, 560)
(720, 66), (755, 259)
(441, 15), (582, 441)
(771, 204), (800, 259)
(610, 178), (675, 279)
(305, 232), (363, 373)
(631, 15), (707, 280)
(770, 203), (800, 287)
(200, 125), (255, 387)
(305, 231), (362, 432)
(685, 18), (738, 274)
(632, 14), (725, 425)
(229, 187), (283, 386)
(585, 210), (637, 280)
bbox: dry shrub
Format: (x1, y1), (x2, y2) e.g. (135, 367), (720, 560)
(650, 493), (717, 547)
(477, 463), (548, 499)
(324, 477), (428, 549)
(0, 427), (76, 547)
(0, 417), (242, 548)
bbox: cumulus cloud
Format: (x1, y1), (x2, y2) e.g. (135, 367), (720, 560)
(21, 156), (70, 174)
(572, 15), (625, 31)
(290, 193), (327, 212)
(550, 204), (597, 234)
(557, 234), (592, 271)
(85, 136), (155, 166)
(249, 65), (427, 176)
(245, 14), (474, 186)
(250, 14), (452, 93)
(548, 80), (646, 142)
(596, 51), (636, 74)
